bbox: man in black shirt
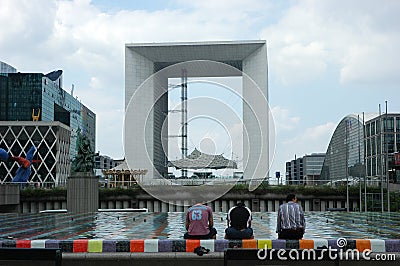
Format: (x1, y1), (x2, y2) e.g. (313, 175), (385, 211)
(225, 202), (253, 239)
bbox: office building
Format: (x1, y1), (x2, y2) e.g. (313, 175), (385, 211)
(365, 113), (400, 183)
(320, 114), (365, 185)
(0, 61), (17, 74)
(0, 70), (96, 159)
(286, 153), (325, 185)
(0, 67), (96, 186)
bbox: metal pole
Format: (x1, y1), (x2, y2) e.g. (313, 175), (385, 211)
(358, 114), (361, 212)
(346, 119), (349, 212)
(181, 69), (188, 178)
(386, 101), (390, 213)
(379, 104), (384, 212)
(363, 112), (367, 212)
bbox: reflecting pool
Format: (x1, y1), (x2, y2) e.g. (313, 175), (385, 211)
(1, 212), (400, 240)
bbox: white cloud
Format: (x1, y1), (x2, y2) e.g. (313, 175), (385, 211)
(284, 121), (337, 154)
(260, 0), (400, 86)
(271, 106), (300, 132)
(1, 0), (398, 176)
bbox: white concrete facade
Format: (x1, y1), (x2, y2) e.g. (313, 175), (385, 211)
(125, 41), (268, 181)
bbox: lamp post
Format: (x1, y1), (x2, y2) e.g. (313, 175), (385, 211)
(345, 119), (350, 212)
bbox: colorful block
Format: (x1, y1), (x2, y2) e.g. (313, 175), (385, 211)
(200, 239), (215, 252)
(130, 239), (144, 252)
(172, 240), (186, 252)
(313, 239), (328, 249)
(286, 240), (299, 249)
(242, 239), (257, 249)
(257, 239), (272, 249)
(214, 239), (229, 252)
(345, 239), (356, 250)
(328, 239), (339, 249)
(88, 239), (103, 252)
(385, 239), (400, 252)
(369, 239), (385, 252)
(45, 240), (60, 249)
(158, 239), (172, 252)
(355, 239), (371, 252)
(272, 239), (286, 249)
(60, 240), (73, 252)
(144, 239), (158, 252)
(228, 239), (242, 248)
(1, 240), (16, 248)
(299, 239), (314, 250)
(185, 239), (200, 252)
(116, 240), (130, 252)
(73, 239), (88, 253)
(102, 240), (116, 252)
(16, 240), (31, 248)
(31, 239), (47, 248)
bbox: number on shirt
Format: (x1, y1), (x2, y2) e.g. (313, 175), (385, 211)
(191, 210), (202, 220)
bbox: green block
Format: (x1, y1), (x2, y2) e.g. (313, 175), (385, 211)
(88, 240), (103, 252)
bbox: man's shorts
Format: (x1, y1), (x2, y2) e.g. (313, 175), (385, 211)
(184, 227), (218, 239)
(225, 227), (253, 239)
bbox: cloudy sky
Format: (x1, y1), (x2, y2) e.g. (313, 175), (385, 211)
(1, 0), (399, 179)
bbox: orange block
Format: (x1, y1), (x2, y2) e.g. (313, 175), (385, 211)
(299, 239), (314, 250)
(130, 239), (144, 252)
(73, 239), (88, 253)
(186, 239), (201, 252)
(242, 239), (257, 249)
(356, 239), (371, 252)
(16, 240), (31, 248)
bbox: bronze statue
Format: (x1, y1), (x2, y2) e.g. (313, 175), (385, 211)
(71, 129), (94, 173)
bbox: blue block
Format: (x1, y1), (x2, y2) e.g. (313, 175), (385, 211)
(385, 240), (400, 252)
(158, 239), (172, 252)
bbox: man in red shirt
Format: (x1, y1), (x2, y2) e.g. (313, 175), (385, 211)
(184, 203), (217, 239)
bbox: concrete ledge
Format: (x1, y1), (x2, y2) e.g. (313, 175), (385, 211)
(62, 252), (224, 266)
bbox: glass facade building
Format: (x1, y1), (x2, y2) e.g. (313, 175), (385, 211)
(0, 61), (17, 74)
(365, 114), (400, 183)
(0, 70), (96, 160)
(320, 115), (365, 184)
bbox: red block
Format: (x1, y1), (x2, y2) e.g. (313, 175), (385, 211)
(186, 239), (201, 252)
(356, 239), (371, 252)
(73, 239), (88, 253)
(300, 239), (314, 250)
(16, 240), (31, 248)
(242, 239), (257, 249)
(130, 239), (144, 252)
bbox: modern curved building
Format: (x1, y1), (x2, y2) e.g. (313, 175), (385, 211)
(320, 114), (366, 184)
(0, 61), (17, 74)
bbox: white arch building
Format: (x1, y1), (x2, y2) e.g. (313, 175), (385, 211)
(124, 41), (269, 185)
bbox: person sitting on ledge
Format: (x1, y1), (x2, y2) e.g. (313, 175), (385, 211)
(184, 202), (217, 239)
(276, 194), (306, 240)
(225, 202), (254, 239)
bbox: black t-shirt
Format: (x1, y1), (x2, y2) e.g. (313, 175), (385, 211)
(229, 206), (251, 230)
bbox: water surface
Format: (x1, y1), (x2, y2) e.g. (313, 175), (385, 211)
(1, 212), (399, 240)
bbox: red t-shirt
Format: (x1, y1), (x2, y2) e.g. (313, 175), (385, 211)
(186, 204), (212, 236)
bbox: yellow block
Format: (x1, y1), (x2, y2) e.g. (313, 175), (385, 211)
(88, 239), (103, 253)
(257, 239), (272, 249)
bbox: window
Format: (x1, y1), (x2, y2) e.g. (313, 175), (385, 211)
(397, 117), (400, 132)
(385, 117), (394, 132)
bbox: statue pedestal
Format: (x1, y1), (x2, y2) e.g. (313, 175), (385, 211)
(67, 173), (98, 213)
(0, 184), (20, 213)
